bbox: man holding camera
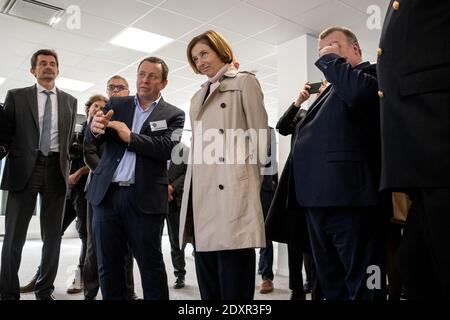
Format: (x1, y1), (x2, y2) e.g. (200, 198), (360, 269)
(288, 27), (385, 300)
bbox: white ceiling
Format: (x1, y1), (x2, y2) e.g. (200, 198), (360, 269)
(0, 0), (388, 127)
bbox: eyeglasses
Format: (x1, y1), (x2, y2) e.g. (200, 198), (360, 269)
(107, 85), (127, 92)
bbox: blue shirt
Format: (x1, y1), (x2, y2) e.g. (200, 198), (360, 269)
(112, 95), (160, 183)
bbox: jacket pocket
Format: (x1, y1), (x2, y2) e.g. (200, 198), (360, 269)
(400, 65), (450, 96)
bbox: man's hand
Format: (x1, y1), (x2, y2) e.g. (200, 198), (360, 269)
(168, 184), (174, 202)
(108, 121), (131, 144)
(319, 42), (342, 58)
(68, 173), (79, 189)
(294, 82), (311, 107)
(90, 109), (114, 135)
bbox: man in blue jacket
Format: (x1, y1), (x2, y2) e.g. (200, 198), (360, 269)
(86, 56), (185, 300)
(290, 27), (385, 300)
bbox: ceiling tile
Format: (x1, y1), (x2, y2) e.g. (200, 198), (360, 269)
(172, 66), (206, 83)
(90, 44), (148, 65)
(234, 38), (276, 62)
(82, 0), (154, 25)
(0, 37), (40, 58)
(165, 75), (199, 93)
(160, 0), (241, 22)
(339, 0), (389, 14)
(54, 11), (126, 42)
(178, 24), (245, 45)
(0, 51), (29, 70)
(75, 56), (127, 76)
(247, 0), (328, 19)
(134, 8), (202, 39)
(291, 0), (366, 34)
(153, 41), (189, 63)
(210, 3), (280, 37)
(137, 0), (164, 6)
(46, 0), (87, 9)
(254, 19), (313, 45)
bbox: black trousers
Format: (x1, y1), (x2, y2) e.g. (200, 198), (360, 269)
(306, 206), (386, 300)
(195, 248), (255, 300)
(0, 155), (66, 299)
(398, 188), (450, 300)
(65, 186), (87, 269)
(92, 184), (168, 300)
(83, 203), (135, 299)
(165, 201), (186, 279)
(258, 189), (274, 281)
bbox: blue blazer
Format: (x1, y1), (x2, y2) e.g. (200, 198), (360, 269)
(85, 96), (185, 214)
(292, 54), (381, 207)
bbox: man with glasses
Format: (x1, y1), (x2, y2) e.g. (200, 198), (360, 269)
(107, 75), (130, 97)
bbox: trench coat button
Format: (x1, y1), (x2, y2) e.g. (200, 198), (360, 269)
(392, 1), (400, 10)
(219, 184), (224, 190)
(218, 129), (224, 135)
(378, 90), (385, 98)
(376, 48), (383, 56)
(219, 157), (225, 162)
(220, 102), (226, 108)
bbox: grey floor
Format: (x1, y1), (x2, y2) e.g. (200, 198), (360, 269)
(4, 236), (295, 300)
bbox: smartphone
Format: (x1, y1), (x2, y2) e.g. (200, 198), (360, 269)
(308, 82), (322, 94)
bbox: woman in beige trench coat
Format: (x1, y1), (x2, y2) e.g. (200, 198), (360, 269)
(178, 30), (269, 300)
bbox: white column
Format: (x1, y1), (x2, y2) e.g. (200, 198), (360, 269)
(274, 34), (320, 277)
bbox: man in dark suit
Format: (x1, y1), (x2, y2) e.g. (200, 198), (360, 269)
(377, 0), (450, 299)
(166, 144), (188, 289)
(0, 49), (77, 300)
(290, 27), (384, 300)
(86, 56), (185, 300)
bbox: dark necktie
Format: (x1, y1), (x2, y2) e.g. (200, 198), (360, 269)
(40, 91), (52, 156)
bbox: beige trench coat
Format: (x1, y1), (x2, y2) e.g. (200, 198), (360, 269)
(179, 67), (269, 252)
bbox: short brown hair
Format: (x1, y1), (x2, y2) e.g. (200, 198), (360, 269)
(84, 94), (108, 115)
(137, 57), (169, 81)
(319, 26), (362, 56)
(107, 75), (129, 88)
(186, 30), (234, 74)
(31, 49), (59, 68)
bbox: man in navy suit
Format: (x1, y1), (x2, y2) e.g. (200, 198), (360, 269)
(291, 27), (385, 300)
(86, 56), (185, 300)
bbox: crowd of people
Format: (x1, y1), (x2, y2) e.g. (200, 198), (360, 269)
(0, 1), (449, 300)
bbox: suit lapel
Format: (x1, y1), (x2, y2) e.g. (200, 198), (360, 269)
(191, 83), (209, 121)
(140, 98), (165, 133)
(123, 97), (135, 130)
(298, 85), (332, 128)
(56, 88), (70, 152)
(26, 85), (39, 132)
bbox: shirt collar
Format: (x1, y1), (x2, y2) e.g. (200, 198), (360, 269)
(208, 63), (231, 84)
(36, 83), (57, 94)
(134, 94), (162, 112)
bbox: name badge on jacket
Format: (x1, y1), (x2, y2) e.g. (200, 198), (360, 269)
(149, 120), (168, 131)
